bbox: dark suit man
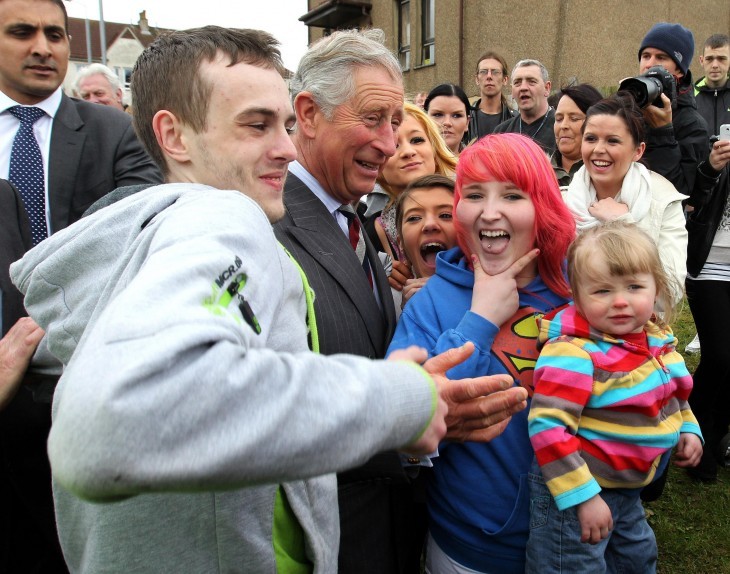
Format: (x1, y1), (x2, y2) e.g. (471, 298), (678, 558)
(0, 0), (160, 570)
(274, 29), (423, 574)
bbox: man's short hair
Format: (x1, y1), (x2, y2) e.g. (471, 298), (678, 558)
(290, 28), (402, 120)
(475, 50), (509, 76)
(45, 0), (68, 33)
(131, 26), (286, 174)
(512, 59), (549, 83)
(704, 33), (730, 51)
(74, 63), (121, 94)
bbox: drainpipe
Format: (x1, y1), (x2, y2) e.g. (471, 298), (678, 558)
(98, 0), (107, 65)
(458, 0), (464, 86)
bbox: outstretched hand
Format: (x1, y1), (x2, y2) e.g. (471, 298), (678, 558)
(470, 249), (539, 327)
(426, 342), (527, 442)
(392, 343), (528, 451)
(389, 346), (447, 454)
(0, 317), (44, 411)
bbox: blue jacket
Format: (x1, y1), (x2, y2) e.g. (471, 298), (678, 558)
(388, 247), (570, 573)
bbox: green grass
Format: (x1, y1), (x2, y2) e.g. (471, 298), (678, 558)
(647, 300), (730, 574)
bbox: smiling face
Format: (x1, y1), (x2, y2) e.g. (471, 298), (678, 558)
(76, 73), (124, 110)
(574, 256), (656, 336)
(304, 66), (404, 204)
(581, 114), (645, 199)
(399, 186), (456, 278)
(554, 95), (586, 162)
(0, 0), (69, 104)
(181, 56), (297, 222)
(380, 114), (436, 194)
(456, 180), (537, 283)
(427, 95), (469, 155)
(700, 44), (730, 89)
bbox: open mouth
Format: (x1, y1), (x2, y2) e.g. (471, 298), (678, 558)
(356, 159), (380, 173)
(479, 230), (509, 253)
(591, 160), (612, 169)
(420, 241), (448, 266)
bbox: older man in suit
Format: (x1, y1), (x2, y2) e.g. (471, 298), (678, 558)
(0, 0), (160, 570)
(274, 29), (423, 573)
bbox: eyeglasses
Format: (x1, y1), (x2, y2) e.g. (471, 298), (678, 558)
(477, 69), (503, 77)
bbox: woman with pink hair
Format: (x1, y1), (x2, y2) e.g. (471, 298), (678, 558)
(388, 133), (575, 573)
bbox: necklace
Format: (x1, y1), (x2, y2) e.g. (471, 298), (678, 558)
(519, 107), (552, 137)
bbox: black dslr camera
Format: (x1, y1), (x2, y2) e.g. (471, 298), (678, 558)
(618, 65), (677, 109)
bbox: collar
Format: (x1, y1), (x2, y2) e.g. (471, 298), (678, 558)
(288, 160), (343, 216)
(0, 86), (63, 118)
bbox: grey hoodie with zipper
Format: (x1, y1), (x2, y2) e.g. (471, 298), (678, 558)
(10, 183), (436, 573)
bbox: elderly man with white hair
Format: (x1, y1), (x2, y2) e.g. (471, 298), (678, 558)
(74, 63), (124, 110)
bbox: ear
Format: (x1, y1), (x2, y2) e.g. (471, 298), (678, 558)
(293, 91), (320, 139)
(699, 55), (705, 66)
(633, 141), (647, 162)
(502, 75), (509, 87)
(152, 110), (191, 165)
(544, 80), (552, 96)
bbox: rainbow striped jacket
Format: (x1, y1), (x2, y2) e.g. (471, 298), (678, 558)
(528, 305), (702, 511)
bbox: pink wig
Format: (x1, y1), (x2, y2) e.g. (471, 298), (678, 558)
(454, 133), (575, 298)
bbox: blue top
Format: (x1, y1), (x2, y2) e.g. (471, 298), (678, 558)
(388, 247), (570, 573)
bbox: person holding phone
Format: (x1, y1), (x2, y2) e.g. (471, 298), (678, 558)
(685, 136), (730, 481)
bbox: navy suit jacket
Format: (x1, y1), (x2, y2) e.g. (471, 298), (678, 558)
(47, 94), (162, 233)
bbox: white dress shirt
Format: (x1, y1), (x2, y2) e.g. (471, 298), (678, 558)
(0, 87), (63, 232)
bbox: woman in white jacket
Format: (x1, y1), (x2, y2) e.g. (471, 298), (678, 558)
(564, 94), (687, 303)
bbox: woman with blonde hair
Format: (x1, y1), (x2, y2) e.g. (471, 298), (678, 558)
(366, 102), (457, 262)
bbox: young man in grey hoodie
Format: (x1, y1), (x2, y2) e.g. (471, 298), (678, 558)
(8, 27), (527, 573)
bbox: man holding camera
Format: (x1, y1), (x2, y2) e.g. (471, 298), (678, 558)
(637, 22), (709, 200)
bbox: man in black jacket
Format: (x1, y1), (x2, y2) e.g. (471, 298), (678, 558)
(695, 34), (730, 139)
(468, 51), (516, 142)
(636, 22), (709, 200)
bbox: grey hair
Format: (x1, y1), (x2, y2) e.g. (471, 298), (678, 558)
(291, 28), (402, 119)
(74, 63), (122, 93)
(512, 59), (550, 83)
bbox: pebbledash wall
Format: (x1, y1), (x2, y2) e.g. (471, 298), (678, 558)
(302, 0), (730, 102)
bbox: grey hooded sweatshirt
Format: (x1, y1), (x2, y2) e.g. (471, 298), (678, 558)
(11, 184), (437, 573)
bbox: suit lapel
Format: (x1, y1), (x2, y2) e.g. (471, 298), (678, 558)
(48, 95), (86, 233)
(283, 174), (391, 354)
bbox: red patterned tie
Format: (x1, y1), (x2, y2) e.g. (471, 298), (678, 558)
(338, 205), (372, 286)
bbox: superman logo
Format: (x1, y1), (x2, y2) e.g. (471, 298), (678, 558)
(492, 306), (543, 396)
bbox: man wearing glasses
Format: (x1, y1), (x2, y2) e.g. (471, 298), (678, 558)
(468, 51), (516, 141)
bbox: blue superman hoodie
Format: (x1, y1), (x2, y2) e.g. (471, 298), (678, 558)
(388, 247), (570, 573)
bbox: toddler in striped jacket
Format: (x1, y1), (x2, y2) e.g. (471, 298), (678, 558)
(526, 221), (703, 574)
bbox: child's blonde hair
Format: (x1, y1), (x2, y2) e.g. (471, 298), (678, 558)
(567, 221), (680, 327)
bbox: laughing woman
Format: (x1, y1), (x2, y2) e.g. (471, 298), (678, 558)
(387, 133), (575, 573)
(564, 94), (688, 302)
(367, 102), (457, 262)
(392, 174), (458, 307)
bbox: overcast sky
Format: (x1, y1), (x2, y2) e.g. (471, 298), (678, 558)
(64, 0), (310, 70)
